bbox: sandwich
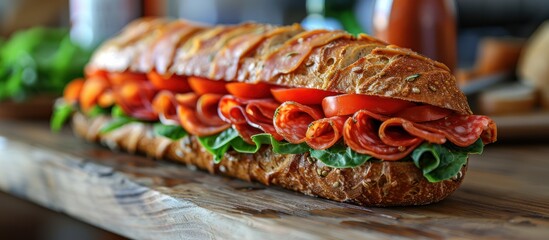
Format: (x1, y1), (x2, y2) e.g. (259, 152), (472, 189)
(53, 18), (497, 207)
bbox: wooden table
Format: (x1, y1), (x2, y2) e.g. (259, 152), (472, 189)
(0, 121), (548, 240)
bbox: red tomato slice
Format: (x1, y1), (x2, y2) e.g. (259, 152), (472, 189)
(271, 88), (338, 105)
(188, 77), (228, 95)
(226, 82), (273, 99)
(147, 71), (191, 93)
(63, 78), (85, 103)
(395, 105), (452, 122)
(85, 67), (109, 79)
(108, 72), (148, 86)
(322, 94), (415, 117)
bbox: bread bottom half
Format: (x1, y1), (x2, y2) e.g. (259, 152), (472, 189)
(72, 113), (465, 207)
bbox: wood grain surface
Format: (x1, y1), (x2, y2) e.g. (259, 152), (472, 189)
(0, 121), (548, 240)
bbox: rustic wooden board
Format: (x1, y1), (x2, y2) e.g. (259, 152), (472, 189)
(0, 122), (548, 240)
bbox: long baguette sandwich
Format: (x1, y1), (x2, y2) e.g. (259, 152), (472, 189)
(53, 18), (497, 207)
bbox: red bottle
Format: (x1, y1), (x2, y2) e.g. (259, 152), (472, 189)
(373, 0), (457, 72)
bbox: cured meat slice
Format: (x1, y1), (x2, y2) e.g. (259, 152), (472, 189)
(273, 102), (324, 144)
(416, 115), (497, 147)
(196, 94), (227, 126)
(177, 105), (230, 136)
(218, 96), (282, 142)
(343, 110), (420, 161)
(245, 99), (282, 140)
(305, 116), (347, 150)
(152, 90), (179, 125)
(79, 77), (110, 113)
(113, 81), (157, 121)
(378, 118), (441, 147)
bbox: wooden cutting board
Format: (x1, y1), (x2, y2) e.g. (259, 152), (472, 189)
(0, 121), (547, 239)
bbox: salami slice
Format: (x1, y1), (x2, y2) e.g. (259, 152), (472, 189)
(152, 90), (179, 125)
(305, 116), (347, 150)
(196, 94), (227, 126)
(378, 118), (424, 147)
(273, 102), (324, 144)
(416, 115), (497, 147)
(343, 110), (420, 161)
(176, 105), (229, 136)
(218, 95), (282, 142)
(114, 81), (158, 121)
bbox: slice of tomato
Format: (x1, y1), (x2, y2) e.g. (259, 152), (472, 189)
(108, 72), (148, 86)
(85, 67), (109, 79)
(271, 88), (338, 105)
(322, 94), (415, 117)
(147, 71), (191, 93)
(63, 78), (85, 103)
(226, 82), (273, 99)
(188, 77), (228, 95)
(394, 105), (452, 122)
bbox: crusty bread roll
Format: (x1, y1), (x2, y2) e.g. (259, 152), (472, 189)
(72, 112), (465, 207)
(88, 18), (471, 115)
(65, 18), (497, 207)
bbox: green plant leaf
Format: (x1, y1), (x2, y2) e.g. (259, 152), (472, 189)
(50, 101), (74, 132)
(111, 105), (127, 118)
(153, 123), (187, 140)
(251, 133), (309, 154)
(87, 105), (110, 118)
(99, 117), (134, 134)
(411, 139), (483, 182)
(197, 128), (240, 163)
(309, 144), (372, 168)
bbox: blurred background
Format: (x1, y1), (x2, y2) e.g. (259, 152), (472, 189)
(0, 0), (548, 239)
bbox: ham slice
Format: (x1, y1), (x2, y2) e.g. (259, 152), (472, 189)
(273, 102), (324, 144)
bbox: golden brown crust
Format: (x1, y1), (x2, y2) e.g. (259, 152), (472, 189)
(87, 19), (472, 115)
(72, 113), (465, 207)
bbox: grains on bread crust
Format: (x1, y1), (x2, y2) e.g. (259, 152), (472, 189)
(87, 19), (472, 115)
(73, 113), (466, 207)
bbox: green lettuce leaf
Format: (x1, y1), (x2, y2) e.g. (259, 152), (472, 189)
(87, 105), (110, 118)
(251, 133), (310, 154)
(50, 101), (74, 132)
(98, 105), (138, 134)
(153, 123), (187, 140)
(310, 144), (372, 168)
(111, 105), (127, 118)
(197, 128), (240, 163)
(99, 117), (134, 134)
(412, 139), (484, 182)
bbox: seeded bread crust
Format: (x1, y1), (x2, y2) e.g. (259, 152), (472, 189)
(72, 113), (465, 207)
(88, 18), (472, 115)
